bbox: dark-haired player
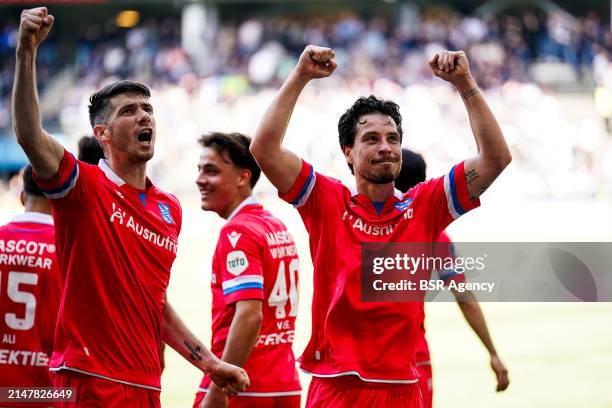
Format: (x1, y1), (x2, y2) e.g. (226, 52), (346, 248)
(251, 45), (511, 407)
(12, 7), (248, 406)
(77, 135), (105, 165)
(0, 166), (61, 407)
(396, 149), (509, 408)
(194, 133), (301, 408)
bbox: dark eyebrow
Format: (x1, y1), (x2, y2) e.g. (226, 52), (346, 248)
(118, 102), (153, 111)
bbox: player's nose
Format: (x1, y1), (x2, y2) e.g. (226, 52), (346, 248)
(137, 108), (152, 124)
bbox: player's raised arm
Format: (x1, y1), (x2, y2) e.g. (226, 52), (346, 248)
(13, 7), (64, 179)
(162, 301), (250, 395)
(428, 50), (512, 200)
(251, 45), (337, 194)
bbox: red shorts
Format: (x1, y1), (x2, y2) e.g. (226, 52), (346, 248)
(417, 364), (433, 408)
(52, 370), (160, 408)
(193, 391), (300, 408)
(305, 376), (423, 408)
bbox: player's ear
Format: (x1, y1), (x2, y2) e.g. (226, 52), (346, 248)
(19, 191), (25, 207)
(343, 145), (354, 167)
(93, 124), (109, 142)
(238, 168), (252, 188)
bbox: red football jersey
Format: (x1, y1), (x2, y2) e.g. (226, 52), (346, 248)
(0, 213), (61, 400)
(34, 150), (181, 390)
(280, 160), (479, 383)
(415, 231), (466, 365)
(198, 197), (301, 396)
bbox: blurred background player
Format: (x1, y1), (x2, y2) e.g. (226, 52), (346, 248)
(12, 7), (248, 406)
(77, 135), (105, 164)
(194, 132), (301, 408)
(251, 44), (511, 408)
(395, 149), (510, 408)
(0, 165), (62, 408)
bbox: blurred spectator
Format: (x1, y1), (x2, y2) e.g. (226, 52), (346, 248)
(1, 4), (611, 200)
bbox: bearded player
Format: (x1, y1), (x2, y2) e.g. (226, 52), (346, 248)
(194, 132), (301, 408)
(251, 45), (511, 407)
(12, 7), (248, 406)
(0, 165), (61, 407)
(396, 149), (509, 408)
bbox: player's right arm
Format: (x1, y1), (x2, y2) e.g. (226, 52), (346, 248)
(251, 45), (337, 194)
(13, 7), (64, 179)
(200, 300), (263, 408)
(451, 289), (510, 392)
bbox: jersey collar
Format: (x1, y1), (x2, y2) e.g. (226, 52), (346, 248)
(226, 195), (259, 222)
(347, 182), (404, 200)
(11, 212), (54, 226)
(98, 159), (155, 192)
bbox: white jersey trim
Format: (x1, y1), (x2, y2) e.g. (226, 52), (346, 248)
(300, 368), (419, 384)
(198, 388), (301, 397)
(44, 164), (79, 199)
(98, 159), (126, 187)
(50, 365), (161, 391)
(226, 195), (259, 222)
(443, 172), (461, 219)
(11, 212), (54, 226)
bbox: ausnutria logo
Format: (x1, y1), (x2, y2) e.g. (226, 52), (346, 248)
(110, 203), (126, 224)
(109, 202), (178, 254)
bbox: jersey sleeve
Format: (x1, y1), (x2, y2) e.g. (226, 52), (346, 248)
(409, 161), (480, 239)
(33, 149), (83, 202)
(279, 160), (341, 228)
(218, 226), (265, 304)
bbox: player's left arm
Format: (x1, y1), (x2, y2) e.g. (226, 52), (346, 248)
(201, 300), (263, 408)
(451, 289), (510, 392)
(428, 50), (512, 200)
(162, 300), (249, 395)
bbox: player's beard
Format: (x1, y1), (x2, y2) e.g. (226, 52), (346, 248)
(361, 158), (400, 184)
(108, 125), (155, 163)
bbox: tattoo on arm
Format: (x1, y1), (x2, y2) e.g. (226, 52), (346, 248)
(184, 340), (203, 361)
(466, 168), (479, 185)
(462, 87), (480, 100)
(470, 184), (491, 201)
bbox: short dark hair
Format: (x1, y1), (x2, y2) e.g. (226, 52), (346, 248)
(338, 95), (403, 173)
(22, 165), (45, 197)
(338, 95), (403, 149)
(88, 80), (151, 128)
(198, 132), (261, 189)
(395, 149), (426, 192)
(78, 135), (105, 164)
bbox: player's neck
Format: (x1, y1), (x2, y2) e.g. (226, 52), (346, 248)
(24, 198), (52, 215)
(108, 158), (147, 190)
(355, 177), (395, 202)
(221, 191), (253, 220)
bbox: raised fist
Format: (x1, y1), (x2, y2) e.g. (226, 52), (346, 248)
(18, 7), (54, 51)
(295, 45), (337, 81)
(428, 50), (472, 84)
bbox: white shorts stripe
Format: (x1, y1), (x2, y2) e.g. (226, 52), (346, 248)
(300, 368), (419, 384)
(198, 388), (301, 397)
(50, 365), (161, 391)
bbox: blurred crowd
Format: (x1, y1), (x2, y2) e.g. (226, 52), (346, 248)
(1, 5), (612, 201)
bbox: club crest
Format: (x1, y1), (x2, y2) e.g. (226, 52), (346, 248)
(158, 203), (174, 224)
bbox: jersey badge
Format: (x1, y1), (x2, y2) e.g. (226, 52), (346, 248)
(226, 250), (249, 276)
(394, 197), (414, 212)
(158, 203), (174, 224)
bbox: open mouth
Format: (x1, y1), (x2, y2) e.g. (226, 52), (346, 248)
(137, 130), (153, 144)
